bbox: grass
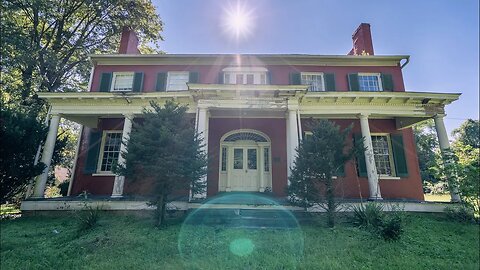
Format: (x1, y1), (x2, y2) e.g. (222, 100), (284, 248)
(1, 213), (479, 270)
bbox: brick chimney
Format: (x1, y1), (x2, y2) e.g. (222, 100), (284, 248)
(118, 27), (140, 54)
(347, 23), (374, 56)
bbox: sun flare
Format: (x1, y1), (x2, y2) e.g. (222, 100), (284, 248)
(223, 2), (254, 40)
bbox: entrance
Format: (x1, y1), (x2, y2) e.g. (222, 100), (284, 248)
(219, 130), (272, 192)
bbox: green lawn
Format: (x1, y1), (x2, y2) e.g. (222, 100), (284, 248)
(1, 213), (478, 270)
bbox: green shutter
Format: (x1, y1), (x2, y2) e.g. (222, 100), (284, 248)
(218, 72), (224, 84)
(354, 133), (367, 177)
(189, 72), (199, 83)
(99, 73), (112, 92)
(266, 71), (272, 84)
(324, 73), (336, 91)
(391, 134), (409, 177)
(83, 130), (102, 174)
(155, 72), (167, 92)
(132, 72), (144, 92)
(381, 73), (394, 91)
(289, 72), (301, 85)
(348, 73), (360, 91)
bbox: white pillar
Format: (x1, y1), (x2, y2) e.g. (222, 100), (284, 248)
(297, 109), (303, 141)
(194, 105), (209, 199)
(359, 114), (382, 200)
(434, 115), (461, 202)
(67, 125), (84, 196)
(111, 115), (133, 198)
(32, 114), (61, 198)
(287, 104), (299, 178)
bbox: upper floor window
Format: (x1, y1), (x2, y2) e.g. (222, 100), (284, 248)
(167, 71), (189, 91)
(358, 73), (382, 91)
(301, 72), (325, 92)
(223, 67), (268, 85)
(111, 72), (134, 92)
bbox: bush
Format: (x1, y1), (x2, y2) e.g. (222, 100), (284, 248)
(379, 212), (404, 241)
(445, 205), (476, 223)
(351, 203), (384, 228)
(76, 206), (100, 233)
(351, 203), (405, 241)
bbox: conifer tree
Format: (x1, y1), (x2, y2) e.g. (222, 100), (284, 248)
(116, 101), (207, 227)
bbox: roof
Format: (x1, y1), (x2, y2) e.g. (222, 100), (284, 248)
(89, 54), (410, 67)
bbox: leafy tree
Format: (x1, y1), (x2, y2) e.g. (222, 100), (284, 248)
(0, 105), (47, 203)
(1, 0), (164, 199)
(413, 120), (442, 190)
(116, 101), (207, 227)
(452, 119), (479, 149)
(288, 120), (361, 227)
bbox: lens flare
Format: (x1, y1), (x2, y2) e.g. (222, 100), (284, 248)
(223, 1), (254, 40)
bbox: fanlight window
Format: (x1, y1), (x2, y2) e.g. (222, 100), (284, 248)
(223, 132), (268, 142)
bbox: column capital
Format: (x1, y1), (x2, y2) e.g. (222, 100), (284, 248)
(434, 114), (446, 120)
(358, 113), (370, 119)
(122, 113), (135, 119)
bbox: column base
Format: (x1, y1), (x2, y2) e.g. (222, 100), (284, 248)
(367, 196), (383, 201)
(111, 195), (123, 199)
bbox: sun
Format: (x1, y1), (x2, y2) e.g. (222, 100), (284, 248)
(223, 2), (254, 40)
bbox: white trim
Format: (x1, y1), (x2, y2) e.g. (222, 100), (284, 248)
(222, 67), (268, 72)
(220, 129), (271, 143)
(96, 130), (123, 173)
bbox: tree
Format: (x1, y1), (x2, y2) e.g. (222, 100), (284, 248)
(288, 120), (360, 227)
(451, 119), (480, 215)
(412, 120), (443, 191)
(1, 0), (164, 200)
(116, 101), (207, 227)
(0, 105), (47, 203)
(452, 119), (479, 149)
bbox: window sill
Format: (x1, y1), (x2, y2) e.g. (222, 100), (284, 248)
(92, 173), (116, 177)
(379, 176), (402, 180)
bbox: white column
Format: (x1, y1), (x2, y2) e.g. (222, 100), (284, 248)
(32, 114), (61, 198)
(297, 109), (303, 141)
(194, 105), (209, 199)
(359, 114), (382, 200)
(286, 104), (299, 178)
(111, 115), (133, 198)
(67, 125), (84, 196)
(259, 146), (265, 192)
(434, 114), (461, 202)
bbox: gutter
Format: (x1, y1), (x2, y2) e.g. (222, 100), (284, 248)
(400, 56), (410, 69)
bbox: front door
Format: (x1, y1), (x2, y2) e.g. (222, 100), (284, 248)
(231, 147), (259, 191)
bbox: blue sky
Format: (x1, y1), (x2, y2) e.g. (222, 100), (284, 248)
(153, 0), (479, 135)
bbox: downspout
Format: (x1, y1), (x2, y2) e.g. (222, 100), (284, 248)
(400, 56), (410, 69)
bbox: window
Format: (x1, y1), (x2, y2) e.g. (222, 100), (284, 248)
(111, 72), (134, 91)
(301, 72), (324, 92)
(264, 147), (270, 172)
(167, 72), (189, 91)
(223, 67), (269, 85)
(371, 135), (395, 176)
(98, 131), (123, 172)
(358, 73), (382, 91)
(221, 147), (228, 172)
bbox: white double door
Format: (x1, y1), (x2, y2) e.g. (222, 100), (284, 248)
(230, 145), (260, 191)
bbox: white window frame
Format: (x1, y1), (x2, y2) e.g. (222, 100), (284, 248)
(96, 130), (123, 173)
(301, 72), (325, 92)
(223, 67), (269, 85)
(110, 72), (134, 92)
(370, 133), (396, 177)
(358, 73), (383, 92)
(166, 71), (189, 91)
